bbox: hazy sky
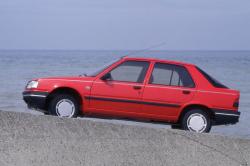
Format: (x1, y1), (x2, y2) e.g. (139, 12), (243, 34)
(0, 0), (250, 50)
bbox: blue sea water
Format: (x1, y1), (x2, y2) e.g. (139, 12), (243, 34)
(0, 50), (249, 138)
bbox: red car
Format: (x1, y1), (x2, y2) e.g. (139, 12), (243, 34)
(23, 56), (240, 133)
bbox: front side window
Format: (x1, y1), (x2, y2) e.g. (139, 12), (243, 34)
(149, 63), (195, 88)
(107, 61), (149, 83)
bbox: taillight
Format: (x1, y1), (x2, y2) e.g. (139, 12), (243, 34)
(233, 98), (239, 108)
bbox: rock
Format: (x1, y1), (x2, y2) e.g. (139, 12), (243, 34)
(0, 110), (249, 166)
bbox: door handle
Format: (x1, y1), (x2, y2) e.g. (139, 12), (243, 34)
(133, 86), (142, 90)
(183, 90), (191, 95)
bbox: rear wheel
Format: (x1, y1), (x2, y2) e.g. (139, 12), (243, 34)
(49, 94), (79, 118)
(181, 109), (211, 133)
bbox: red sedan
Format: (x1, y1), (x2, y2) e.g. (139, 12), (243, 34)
(23, 56), (240, 133)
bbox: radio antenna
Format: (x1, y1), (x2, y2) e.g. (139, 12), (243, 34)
(122, 42), (166, 58)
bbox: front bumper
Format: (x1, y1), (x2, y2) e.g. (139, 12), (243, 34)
(23, 91), (49, 111)
(212, 109), (240, 125)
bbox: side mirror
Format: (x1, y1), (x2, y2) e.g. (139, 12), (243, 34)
(101, 73), (112, 81)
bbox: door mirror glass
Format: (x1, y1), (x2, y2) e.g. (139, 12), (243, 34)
(101, 73), (112, 81)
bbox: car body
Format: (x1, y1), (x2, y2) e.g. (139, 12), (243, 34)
(23, 56), (240, 133)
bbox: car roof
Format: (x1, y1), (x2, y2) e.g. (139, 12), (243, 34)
(122, 56), (195, 67)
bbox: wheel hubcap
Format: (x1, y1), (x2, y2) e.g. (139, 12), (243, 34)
(187, 113), (207, 133)
(56, 99), (75, 117)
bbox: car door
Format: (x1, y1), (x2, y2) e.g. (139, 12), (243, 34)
(142, 62), (196, 121)
(88, 60), (150, 117)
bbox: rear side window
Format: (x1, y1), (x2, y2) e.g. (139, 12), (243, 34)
(109, 61), (149, 83)
(149, 63), (195, 88)
(196, 67), (228, 89)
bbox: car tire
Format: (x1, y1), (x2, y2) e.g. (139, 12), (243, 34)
(49, 94), (79, 118)
(181, 109), (211, 133)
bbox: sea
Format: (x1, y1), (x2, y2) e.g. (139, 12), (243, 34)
(0, 50), (249, 138)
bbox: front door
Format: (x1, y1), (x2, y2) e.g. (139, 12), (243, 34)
(142, 62), (196, 121)
(89, 60), (150, 117)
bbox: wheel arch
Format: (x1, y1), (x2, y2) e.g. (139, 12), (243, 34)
(178, 104), (215, 123)
(45, 87), (83, 111)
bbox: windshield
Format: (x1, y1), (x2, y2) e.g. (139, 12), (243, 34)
(86, 58), (120, 77)
(196, 67), (228, 89)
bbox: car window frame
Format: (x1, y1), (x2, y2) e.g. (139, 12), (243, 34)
(148, 62), (196, 88)
(97, 60), (151, 84)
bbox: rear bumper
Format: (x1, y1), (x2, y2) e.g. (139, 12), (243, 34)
(212, 109), (240, 125)
(23, 91), (49, 111)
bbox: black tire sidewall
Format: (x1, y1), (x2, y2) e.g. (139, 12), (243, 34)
(49, 94), (79, 118)
(182, 109), (211, 133)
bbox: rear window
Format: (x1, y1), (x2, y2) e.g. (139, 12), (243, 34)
(196, 67), (228, 89)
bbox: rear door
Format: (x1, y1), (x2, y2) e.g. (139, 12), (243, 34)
(142, 62), (196, 121)
(89, 60), (150, 117)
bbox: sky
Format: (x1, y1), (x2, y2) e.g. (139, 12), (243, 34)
(0, 0), (250, 50)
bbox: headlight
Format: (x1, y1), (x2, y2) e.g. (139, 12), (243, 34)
(26, 80), (39, 89)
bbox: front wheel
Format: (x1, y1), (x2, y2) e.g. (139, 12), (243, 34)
(49, 94), (79, 118)
(181, 109), (211, 133)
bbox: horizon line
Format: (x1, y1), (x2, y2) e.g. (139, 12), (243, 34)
(0, 49), (250, 52)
